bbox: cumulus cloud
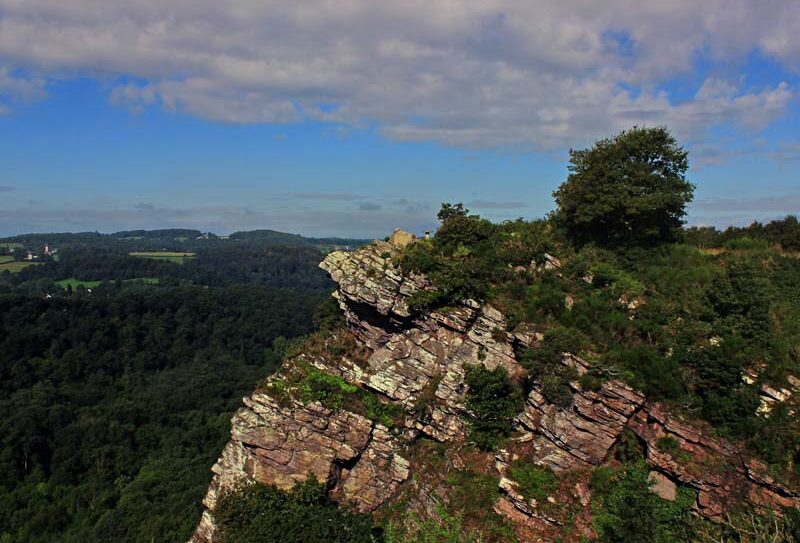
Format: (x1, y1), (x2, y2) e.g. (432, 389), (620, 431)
(0, 1), (797, 148)
(0, 67), (46, 112)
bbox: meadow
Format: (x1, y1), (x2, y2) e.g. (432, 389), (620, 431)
(55, 277), (160, 289)
(129, 251), (195, 264)
(0, 259), (40, 273)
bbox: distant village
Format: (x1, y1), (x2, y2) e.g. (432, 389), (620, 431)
(1, 243), (58, 261)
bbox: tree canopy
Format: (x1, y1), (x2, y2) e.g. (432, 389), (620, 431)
(553, 126), (694, 248)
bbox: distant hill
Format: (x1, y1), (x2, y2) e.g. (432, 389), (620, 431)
(0, 229), (370, 252)
(228, 229), (308, 244)
(110, 229), (203, 239)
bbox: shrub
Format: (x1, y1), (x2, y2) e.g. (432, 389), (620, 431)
(591, 461), (696, 543)
(508, 462), (557, 502)
(384, 502), (482, 543)
(516, 326), (585, 407)
(215, 477), (380, 543)
(602, 346), (684, 401)
(464, 366), (523, 450)
(723, 236), (771, 252)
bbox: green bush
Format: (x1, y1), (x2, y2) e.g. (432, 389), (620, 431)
(508, 462), (557, 502)
(723, 236), (771, 252)
(591, 462), (696, 543)
(464, 366), (524, 450)
(215, 477), (380, 543)
(602, 346), (684, 401)
(516, 326), (585, 407)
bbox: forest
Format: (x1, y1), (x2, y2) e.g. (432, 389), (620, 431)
(0, 233), (345, 542)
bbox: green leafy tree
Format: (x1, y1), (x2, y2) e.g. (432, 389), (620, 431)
(554, 127), (694, 248)
(464, 366), (523, 450)
(591, 462), (696, 543)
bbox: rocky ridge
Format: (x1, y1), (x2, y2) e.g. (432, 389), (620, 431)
(191, 230), (800, 542)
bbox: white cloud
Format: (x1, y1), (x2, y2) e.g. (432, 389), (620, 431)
(0, 0), (797, 148)
(0, 66), (46, 112)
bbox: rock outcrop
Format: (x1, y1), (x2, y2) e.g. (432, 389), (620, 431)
(319, 237), (520, 442)
(191, 393), (409, 542)
(192, 232), (800, 543)
(629, 403), (799, 520)
(191, 233), (523, 542)
(516, 354), (646, 470)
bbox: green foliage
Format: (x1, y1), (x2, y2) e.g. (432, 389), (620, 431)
(686, 214), (800, 252)
(215, 477), (380, 543)
(613, 429), (644, 463)
(0, 242), (331, 542)
(695, 509), (800, 543)
(273, 358), (402, 428)
(300, 365), (359, 409)
(516, 326), (585, 407)
(723, 236), (772, 252)
(602, 346), (683, 401)
(384, 502), (482, 543)
(591, 462), (697, 543)
(553, 126), (694, 248)
(508, 462), (557, 502)
(398, 204), (556, 311)
(464, 366), (523, 450)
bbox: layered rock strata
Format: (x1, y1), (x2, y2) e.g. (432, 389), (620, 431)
(193, 232), (800, 542)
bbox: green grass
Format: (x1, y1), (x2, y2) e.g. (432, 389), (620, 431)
(56, 278), (102, 289)
(56, 277), (160, 289)
(0, 261), (40, 273)
(0, 255), (15, 264)
(129, 251), (195, 263)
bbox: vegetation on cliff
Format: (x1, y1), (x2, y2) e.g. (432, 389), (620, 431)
(398, 128), (800, 484)
(208, 127), (799, 543)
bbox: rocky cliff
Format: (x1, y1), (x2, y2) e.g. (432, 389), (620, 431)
(191, 230), (799, 542)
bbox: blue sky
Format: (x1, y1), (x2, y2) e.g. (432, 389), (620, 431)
(1, 1), (799, 237)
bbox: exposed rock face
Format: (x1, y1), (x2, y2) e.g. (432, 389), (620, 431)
(516, 354), (646, 470)
(320, 237), (521, 442)
(629, 403), (800, 520)
(191, 232), (523, 542)
(192, 233), (800, 543)
(191, 393), (409, 542)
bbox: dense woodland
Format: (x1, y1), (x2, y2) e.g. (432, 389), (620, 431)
(0, 231), (351, 542)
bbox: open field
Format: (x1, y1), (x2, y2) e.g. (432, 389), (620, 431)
(56, 278), (102, 289)
(700, 247), (800, 258)
(129, 251), (195, 263)
(56, 277), (160, 288)
(0, 255), (15, 264)
(0, 261), (40, 273)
